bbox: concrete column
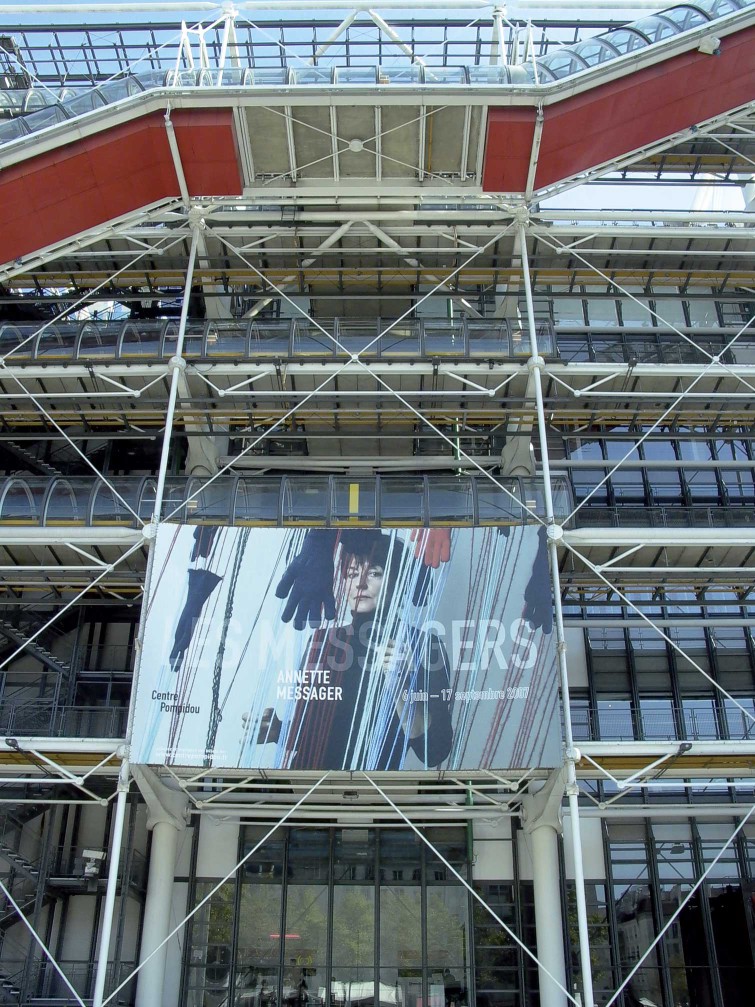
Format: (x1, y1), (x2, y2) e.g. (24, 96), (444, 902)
(135, 818), (181, 1007)
(521, 770), (569, 1007)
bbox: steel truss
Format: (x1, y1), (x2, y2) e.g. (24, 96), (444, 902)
(0, 2), (752, 1005)
(1, 201), (755, 1001)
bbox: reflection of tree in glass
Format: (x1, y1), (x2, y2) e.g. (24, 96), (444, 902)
(190, 882), (236, 990)
(380, 888), (422, 964)
(332, 889), (375, 966)
(426, 889), (468, 967)
(238, 885), (284, 966)
(286, 886), (328, 960)
(472, 894), (518, 988)
(566, 885), (613, 1000)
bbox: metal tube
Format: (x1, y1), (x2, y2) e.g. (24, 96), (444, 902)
(308, 10), (359, 64)
(151, 224), (200, 523)
(519, 220), (595, 1007)
(92, 759), (130, 1007)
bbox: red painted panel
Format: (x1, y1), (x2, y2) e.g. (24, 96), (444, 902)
(482, 107), (537, 193)
(482, 24), (755, 193)
(0, 108), (243, 266)
(172, 108), (243, 196)
(534, 25), (755, 190)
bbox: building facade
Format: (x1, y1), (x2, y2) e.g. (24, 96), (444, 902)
(0, 1), (752, 1005)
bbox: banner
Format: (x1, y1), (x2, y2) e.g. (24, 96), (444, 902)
(131, 525), (561, 770)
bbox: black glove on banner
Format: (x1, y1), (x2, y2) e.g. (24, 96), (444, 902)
(497, 524), (553, 633)
(191, 525), (219, 561)
(169, 568), (222, 671)
(275, 529), (337, 630)
(522, 525), (553, 634)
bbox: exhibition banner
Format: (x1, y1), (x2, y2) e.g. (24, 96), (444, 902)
(131, 525), (561, 770)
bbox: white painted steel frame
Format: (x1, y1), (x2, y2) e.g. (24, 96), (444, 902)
(0, 10), (750, 1005)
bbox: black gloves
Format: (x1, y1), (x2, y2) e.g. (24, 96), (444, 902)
(191, 526), (219, 560)
(169, 568), (222, 671)
(522, 525), (553, 634)
(275, 530), (337, 630)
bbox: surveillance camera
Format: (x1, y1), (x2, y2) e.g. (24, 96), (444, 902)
(698, 36), (721, 55)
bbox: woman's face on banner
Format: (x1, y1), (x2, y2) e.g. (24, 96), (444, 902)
(345, 557), (385, 614)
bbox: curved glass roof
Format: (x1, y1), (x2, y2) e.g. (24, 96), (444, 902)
(0, 0), (751, 144)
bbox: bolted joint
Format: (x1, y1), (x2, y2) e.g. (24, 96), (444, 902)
(187, 206), (207, 229)
(142, 521), (158, 541)
(168, 355), (187, 373)
(546, 523), (563, 542)
(527, 354), (545, 372)
(512, 205), (530, 226)
(565, 746), (581, 763)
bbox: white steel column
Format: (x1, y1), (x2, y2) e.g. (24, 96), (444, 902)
(522, 775), (568, 1007)
(136, 820), (182, 1007)
(132, 766), (189, 1007)
(518, 217), (595, 1007)
(92, 758), (130, 1007)
(152, 217), (201, 521)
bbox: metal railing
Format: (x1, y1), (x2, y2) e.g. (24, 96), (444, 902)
(0, 703), (127, 739)
(571, 701), (755, 742)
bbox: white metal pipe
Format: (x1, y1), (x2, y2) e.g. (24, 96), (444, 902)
(151, 225), (200, 522)
(92, 759), (130, 1007)
(0, 528), (142, 545)
(564, 528), (755, 547)
(308, 10), (359, 64)
(244, 220), (353, 319)
(164, 112), (191, 207)
(519, 221), (595, 1007)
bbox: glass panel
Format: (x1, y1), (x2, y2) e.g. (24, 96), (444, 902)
(423, 320), (464, 356)
(206, 321), (249, 356)
(466, 320), (509, 357)
(78, 321), (122, 358)
(682, 697), (719, 739)
(427, 479), (474, 524)
(331, 478), (377, 526)
(235, 478), (281, 524)
(687, 298), (719, 327)
(332, 887), (375, 969)
(379, 320), (421, 357)
(337, 320), (379, 356)
(584, 298), (618, 326)
(282, 477), (329, 524)
(380, 885), (422, 964)
(251, 321), (291, 355)
(44, 478), (90, 525)
(597, 699), (634, 740)
(36, 323), (78, 359)
(186, 881), (236, 1007)
(283, 885), (328, 1005)
(120, 320), (164, 357)
(476, 480), (522, 525)
(293, 320), (335, 355)
(380, 478), (424, 524)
